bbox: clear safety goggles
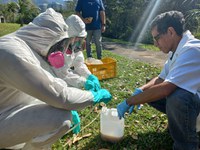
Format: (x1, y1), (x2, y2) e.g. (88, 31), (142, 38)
(69, 37), (85, 53)
(48, 38), (69, 55)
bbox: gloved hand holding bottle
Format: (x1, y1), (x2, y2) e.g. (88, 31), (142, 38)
(71, 110), (81, 134)
(117, 88), (143, 119)
(85, 74), (101, 91)
(91, 89), (112, 105)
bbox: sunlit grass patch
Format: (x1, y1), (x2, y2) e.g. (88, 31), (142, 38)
(0, 23), (21, 37)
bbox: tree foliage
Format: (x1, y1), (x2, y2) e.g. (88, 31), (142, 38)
(17, 0), (40, 26)
(5, 2), (19, 22)
(103, 0), (200, 43)
(1, 0), (39, 26)
(185, 6), (200, 33)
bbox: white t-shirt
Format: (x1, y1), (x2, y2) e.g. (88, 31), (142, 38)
(159, 30), (200, 98)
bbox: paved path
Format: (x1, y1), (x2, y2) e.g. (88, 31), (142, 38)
(103, 42), (168, 67)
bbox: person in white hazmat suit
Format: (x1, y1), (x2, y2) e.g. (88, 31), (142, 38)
(47, 14), (103, 135)
(48, 14), (101, 92)
(0, 8), (112, 150)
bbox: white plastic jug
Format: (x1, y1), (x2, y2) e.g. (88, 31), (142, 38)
(100, 107), (124, 143)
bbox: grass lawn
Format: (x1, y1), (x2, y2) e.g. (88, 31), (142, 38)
(0, 23), (21, 37)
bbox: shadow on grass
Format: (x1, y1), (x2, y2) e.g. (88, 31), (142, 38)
(80, 130), (173, 150)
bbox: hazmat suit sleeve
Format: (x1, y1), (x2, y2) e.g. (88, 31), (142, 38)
(73, 51), (91, 77)
(59, 51), (91, 89)
(0, 36), (93, 111)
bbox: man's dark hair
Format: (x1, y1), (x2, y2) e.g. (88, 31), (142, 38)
(151, 11), (185, 36)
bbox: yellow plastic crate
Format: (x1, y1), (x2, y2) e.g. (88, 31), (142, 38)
(86, 57), (117, 80)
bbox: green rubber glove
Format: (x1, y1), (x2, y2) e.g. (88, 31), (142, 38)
(84, 79), (95, 91)
(91, 89), (112, 105)
(71, 110), (81, 134)
(87, 74), (101, 91)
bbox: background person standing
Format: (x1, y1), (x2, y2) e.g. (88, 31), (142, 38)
(75, 0), (106, 59)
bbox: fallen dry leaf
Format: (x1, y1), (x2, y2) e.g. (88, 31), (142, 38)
(134, 120), (140, 124)
(82, 133), (92, 138)
(72, 133), (93, 144)
(94, 106), (98, 113)
(72, 136), (82, 143)
(93, 106), (101, 114)
(100, 102), (106, 107)
(64, 139), (73, 147)
(131, 134), (138, 140)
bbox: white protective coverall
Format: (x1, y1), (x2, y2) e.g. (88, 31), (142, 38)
(52, 49), (92, 88)
(0, 8), (96, 149)
(50, 14), (91, 89)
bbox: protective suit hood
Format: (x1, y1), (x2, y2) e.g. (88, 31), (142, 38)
(65, 14), (87, 38)
(14, 8), (69, 57)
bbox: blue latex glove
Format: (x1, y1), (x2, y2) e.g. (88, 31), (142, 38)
(84, 80), (95, 91)
(117, 99), (130, 119)
(71, 111), (81, 134)
(129, 88), (143, 114)
(91, 89), (112, 105)
(87, 74), (101, 91)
